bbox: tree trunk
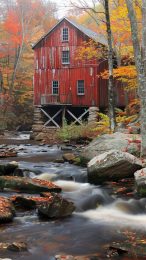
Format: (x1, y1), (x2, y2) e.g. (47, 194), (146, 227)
(125, 0), (143, 80)
(141, 0), (146, 157)
(126, 0), (146, 157)
(104, 0), (116, 131)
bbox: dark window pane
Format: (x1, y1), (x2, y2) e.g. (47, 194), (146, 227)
(62, 28), (69, 41)
(77, 80), (85, 95)
(62, 51), (70, 64)
(52, 81), (59, 94)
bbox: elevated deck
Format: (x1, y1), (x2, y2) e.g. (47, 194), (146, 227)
(41, 94), (72, 106)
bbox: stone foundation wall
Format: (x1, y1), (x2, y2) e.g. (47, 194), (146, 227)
(32, 106), (100, 142)
(32, 106), (59, 142)
(88, 107), (99, 125)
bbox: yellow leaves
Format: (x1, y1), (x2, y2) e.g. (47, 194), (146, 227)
(75, 39), (107, 61)
(116, 114), (138, 124)
(100, 65), (137, 90)
(126, 99), (140, 115)
(94, 112), (110, 135)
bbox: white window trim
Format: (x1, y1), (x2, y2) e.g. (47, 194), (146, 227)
(62, 50), (70, 64)
(62, 27), (69, 42)
(77, 80), (85, 96)
(52, 80), (59, 95)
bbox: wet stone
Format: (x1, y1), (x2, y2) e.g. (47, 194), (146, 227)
(0, 162), (18, 176)
(63, 153), (76, 163)
(107, 246), (128, 258)
(11, 193), (75, 218)
(61, 146), (73, 151)
(0, 197), (15, 223)
(0, 176), (62, 194)
(54, 158), (64, 163)
(87, 150), (142, 184)
(38, 192), (75, 218)
(0, 148), (17, 158)
(0, 242), (27, 252)
(134, 168), (146, 196)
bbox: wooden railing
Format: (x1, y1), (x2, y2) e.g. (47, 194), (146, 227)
(41, 94), (72, 105)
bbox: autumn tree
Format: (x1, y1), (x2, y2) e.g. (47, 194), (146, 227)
(70, 0), (116, 131)
(0, 0), (57, 128)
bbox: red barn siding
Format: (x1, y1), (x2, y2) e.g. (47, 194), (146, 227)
(33, 18), (127, 108)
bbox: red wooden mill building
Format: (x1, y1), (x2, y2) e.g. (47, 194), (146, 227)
(32, 17), (125, 130)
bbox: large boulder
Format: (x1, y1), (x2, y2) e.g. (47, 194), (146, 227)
(87, 150), (142, 184)
(0, 176), (61, 193)
(0, 197), (15, 223)
(81, 132), (141, 164)
(11, 193), (75, 218)
(134, 168), (146, 196)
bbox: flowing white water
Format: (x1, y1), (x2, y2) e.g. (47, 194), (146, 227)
(76, 205), (146, 229)
(53, 180), (146, 229)
(1, 143), (146, 259)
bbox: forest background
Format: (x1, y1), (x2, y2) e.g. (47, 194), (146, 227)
(0, 0), (140, 130)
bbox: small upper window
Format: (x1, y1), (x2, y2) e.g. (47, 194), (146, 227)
(77, 80), (85, 95)
(52, 80), (59, 95)
(62, 28), (69, 41)
(62, 50), (70, 64)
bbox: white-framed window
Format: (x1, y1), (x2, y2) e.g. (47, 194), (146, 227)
(77, 80), (85, 95)
(52, 80), (59, 95)
(62, 28), (69, 41)
(62, 50), (70, 64)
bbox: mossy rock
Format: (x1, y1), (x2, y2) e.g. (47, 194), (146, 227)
(0, 176), (62, 194)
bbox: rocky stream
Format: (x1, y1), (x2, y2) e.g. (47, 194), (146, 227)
(0, 132), (146, 260)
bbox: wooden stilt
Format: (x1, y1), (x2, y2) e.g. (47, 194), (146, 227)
(62, 106), (66, 127)
(41, 108), (62, 128)
(66, 108), (89, 125)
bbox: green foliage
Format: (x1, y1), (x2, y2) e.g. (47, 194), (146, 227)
(93, 109), (139, 136)
(93, 112), (110, 135)
(57, 121), (96, 142)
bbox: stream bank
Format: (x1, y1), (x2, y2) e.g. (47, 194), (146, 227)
(0, 132), (146, 260)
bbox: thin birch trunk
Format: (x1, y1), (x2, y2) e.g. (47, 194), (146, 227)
(10, 8), (25, 95)
(104, 0), (116, 131)
(126, 0), (146, 157)
(141, 0), (146, 157)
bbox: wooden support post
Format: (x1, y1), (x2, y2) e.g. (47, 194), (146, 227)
(72, 108), (89, 125)
(41, 108), (62, 128)
(66, 109), (82, 125)
(66, 108), (89, 125)
(62, 106), (66, 127)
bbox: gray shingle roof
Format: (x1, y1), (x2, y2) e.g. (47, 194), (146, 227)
(67, 18), (107, 46)
(32, 17), (107, 49)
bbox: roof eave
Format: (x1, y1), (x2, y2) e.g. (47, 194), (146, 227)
(32, 17), (66, 49)
(32, 17), (107, 49)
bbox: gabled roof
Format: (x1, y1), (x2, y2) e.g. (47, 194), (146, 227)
(32, 17), (107, 49)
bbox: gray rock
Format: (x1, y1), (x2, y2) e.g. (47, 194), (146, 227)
(63, 153), (76, 163)
(0, 176), (61, 193)
(81, 132), (141, 163)
(38, 193), (75, 218)
(0, 162), (18, 176)
(87, 150), (142, 184)
(0, 242), (27, 252)
(35, 132), (46, 141)
(134, 168), (146, 196)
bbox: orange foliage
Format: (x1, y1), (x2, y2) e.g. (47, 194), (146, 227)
(101, 66), (137, 90)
